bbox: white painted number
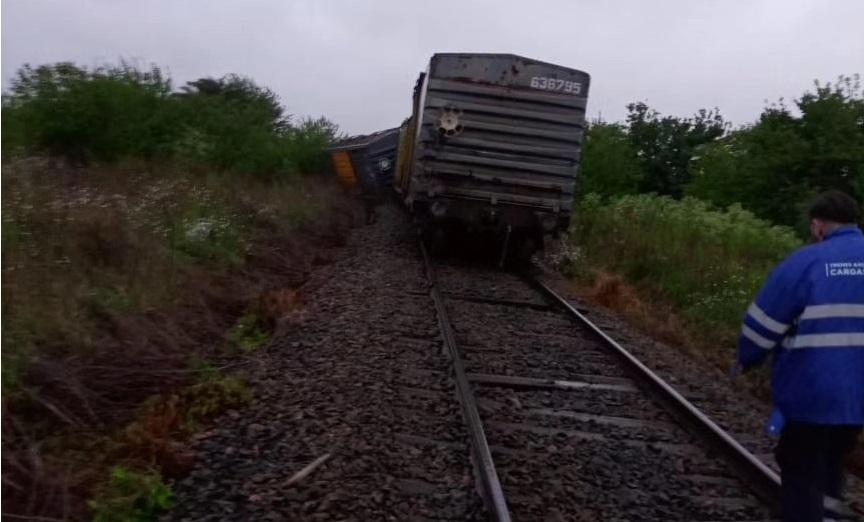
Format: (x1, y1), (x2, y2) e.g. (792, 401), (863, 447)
(530, 76), (582, 95)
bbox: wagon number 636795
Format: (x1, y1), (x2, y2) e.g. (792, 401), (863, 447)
(530, 76), (582, 95)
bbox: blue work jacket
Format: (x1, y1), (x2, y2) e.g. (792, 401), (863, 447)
(737, 226), (864, 426)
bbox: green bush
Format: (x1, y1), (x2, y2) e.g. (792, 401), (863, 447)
(575, 77), (862, 236)
(284, 116), (341, 174)
(3, 62), (178, 162)
(569, 193), (802, 331)
(227, 312), (270, 352)
(1, 61), (340, 178)
(89, 466), (173, 522)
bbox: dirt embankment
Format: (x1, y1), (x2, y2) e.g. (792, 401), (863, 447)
(1, 158), (359, 520)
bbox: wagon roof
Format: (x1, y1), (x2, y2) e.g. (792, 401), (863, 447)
(326, 127), (400, 152)
(430, 53), (590, 78)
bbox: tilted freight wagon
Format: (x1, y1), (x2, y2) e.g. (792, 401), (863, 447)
(327, 127), (400, 193)
(395, 53), (590, 263)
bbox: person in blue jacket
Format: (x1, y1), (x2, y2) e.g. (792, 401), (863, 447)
(734, 190), (863, 522)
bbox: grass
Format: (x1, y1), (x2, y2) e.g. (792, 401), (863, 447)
(1, 160), (321, 388)
(167, 203), (247, 266)
(2, 163), (214, 394)
(89, 467), (174, 522)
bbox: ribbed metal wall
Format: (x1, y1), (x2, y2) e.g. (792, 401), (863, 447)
(411, 54), (590, 220)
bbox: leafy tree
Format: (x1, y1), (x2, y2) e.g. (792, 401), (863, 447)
(179, 75), (289, 133)
(2, 62), (177, 163)
(797, 76), (864, 200)
(578, 122), (642, 199)
(687, 75), (864, 232)
(174, 75), (291, 175)
(2, 61), (340, 179)
(689, 108), (809, 224)
(625, 102), (727, 197)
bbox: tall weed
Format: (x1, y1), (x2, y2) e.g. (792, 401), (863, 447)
(568, 194), (802, 332)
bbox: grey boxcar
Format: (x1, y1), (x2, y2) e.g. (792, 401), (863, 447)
(395, 53), (590, 262)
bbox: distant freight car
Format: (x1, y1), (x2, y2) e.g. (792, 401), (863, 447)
(327, 127), (400, 193)
(395, 53), (590, 264)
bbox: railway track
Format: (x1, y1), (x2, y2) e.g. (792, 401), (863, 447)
(421, 243), (783, 521)
(168, 211), (859, 520)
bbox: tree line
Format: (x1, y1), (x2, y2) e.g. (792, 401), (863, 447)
(579, 75), (864, 233)
(1, 61), (339, 177)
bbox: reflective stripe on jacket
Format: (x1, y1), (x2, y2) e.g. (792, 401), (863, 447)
(737, 226), (864, 425)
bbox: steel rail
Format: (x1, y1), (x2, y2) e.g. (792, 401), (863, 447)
(420, 242), (512, 522)
(530, 277), (783, 513)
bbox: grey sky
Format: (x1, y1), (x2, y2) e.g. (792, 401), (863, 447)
(3, 0), (863, 135)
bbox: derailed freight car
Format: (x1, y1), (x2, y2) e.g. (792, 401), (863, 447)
(327, 128), (400, 223)
(395, 53), (590, 263)
(328, 127), (400, 193)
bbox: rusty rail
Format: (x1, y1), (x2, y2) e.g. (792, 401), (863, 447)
(420, 242), (512, 522)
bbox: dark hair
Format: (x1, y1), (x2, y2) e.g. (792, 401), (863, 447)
(808, 190), (860, 224)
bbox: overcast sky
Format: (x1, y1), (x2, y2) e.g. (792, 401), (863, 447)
(3, 0), (863, 135)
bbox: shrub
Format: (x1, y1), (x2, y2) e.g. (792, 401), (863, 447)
(1, 61), (341, 179)
(284, 116), (341, 174)
(124, 369), (252, 446)
(227, 312), (270, 352)
(3, 62), (178, 163)
(181, 374), (252, 430)
(88, 466), (173, 522)
(569, 194), (802, 332)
